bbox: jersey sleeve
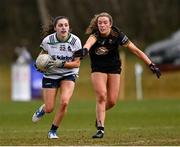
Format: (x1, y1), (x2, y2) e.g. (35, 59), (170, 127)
(74, 37), (82, 51)
(40, 37), (49, 52)
(118, 31), (129, 46)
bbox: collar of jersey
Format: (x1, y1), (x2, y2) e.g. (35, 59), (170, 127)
(55, 33), (71, 43)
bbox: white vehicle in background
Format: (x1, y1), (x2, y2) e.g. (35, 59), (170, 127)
(145, 30), (180, 71)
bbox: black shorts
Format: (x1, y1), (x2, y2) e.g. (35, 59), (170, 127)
(42, 75), (76, 88)
(91, 66), (121, 74)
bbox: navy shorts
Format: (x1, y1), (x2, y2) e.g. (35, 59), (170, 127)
(42, 75), (76, 88)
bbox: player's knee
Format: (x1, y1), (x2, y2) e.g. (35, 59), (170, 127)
(45, 105), (54, 113)
(60, 100), (69, 112)
(108, 99), (116, 108)
(108, 94), (118, 107)
(97, 92), (107, 103)
(61, 101), (68, 108)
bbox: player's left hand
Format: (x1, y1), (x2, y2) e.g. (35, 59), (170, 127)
(149, 63), (161, 79)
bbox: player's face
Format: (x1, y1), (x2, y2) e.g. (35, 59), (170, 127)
(54, 18), (70, 39)
(97, 16), (112, 36)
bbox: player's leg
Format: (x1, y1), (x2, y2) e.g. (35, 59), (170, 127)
(91, 72), (108, 138)
(106, 74), (120, 110)
(48, 76), (75, 139)
(32, 77), (58, 122)
(43, 88), (58, 113)
(52, 80), (75, 126)
(32, 88), (57, 122)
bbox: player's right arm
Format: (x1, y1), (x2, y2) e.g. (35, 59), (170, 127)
(38, 49), (48, 55)
(83, 35), (97, 50)
(39, 36), (49, 55)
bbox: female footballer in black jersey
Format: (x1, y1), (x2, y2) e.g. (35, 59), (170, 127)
(82, 12), (161, 138)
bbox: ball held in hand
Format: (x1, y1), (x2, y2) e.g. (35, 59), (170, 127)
(35, 54), (53, 72)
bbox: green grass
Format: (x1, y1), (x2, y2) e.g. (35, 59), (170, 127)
(0, 56), (180, 145)
(0, 99), (180, 145)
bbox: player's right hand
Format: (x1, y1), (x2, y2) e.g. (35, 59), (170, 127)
(34, 61), (54, 73)
(48, 59), (66, 68)
(73, 48), (89, 59)
(34, 63), (44, 73)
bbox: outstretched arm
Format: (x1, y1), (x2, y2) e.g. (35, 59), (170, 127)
(73, 35), (97, 59)
(126, 41), (161, 78)
(83, 35), (97, 50)
(126, 41), (151, 65)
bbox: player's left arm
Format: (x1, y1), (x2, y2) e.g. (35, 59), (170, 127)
(63, 37), (82, 68)
(49, 37), (82, 69)
(63, 59), (80, 68)
(49, 54), (80, 69)
(126, 41), (152, 65)
(126, 41), (161, 78)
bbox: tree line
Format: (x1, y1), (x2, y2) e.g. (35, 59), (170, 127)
(0, 0), (180, 62)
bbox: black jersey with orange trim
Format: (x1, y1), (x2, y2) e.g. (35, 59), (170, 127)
(89, 26), (129, 73)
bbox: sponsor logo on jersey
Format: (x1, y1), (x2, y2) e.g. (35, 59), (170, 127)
(52, 55), (73, 61)
(95, 47), (109, 55)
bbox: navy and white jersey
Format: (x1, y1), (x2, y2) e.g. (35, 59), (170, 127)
(40, 32), (82, 79)
(89, 26), (129, 73)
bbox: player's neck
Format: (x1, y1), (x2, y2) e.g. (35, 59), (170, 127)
(56, 33), (70, 42)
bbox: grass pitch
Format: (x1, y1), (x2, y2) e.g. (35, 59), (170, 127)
(0, 99), (180, 146)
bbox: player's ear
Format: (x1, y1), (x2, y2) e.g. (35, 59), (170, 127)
(109, 22), (112, 27)
(109, 19), (113, 27)
(69, 27), (72, 32)
(54, 27), (57, 31)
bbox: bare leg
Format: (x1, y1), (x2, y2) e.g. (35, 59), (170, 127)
(91, 72), (107, 127)
(32, 88), (57, 123)
(43, 88), (58, 113)
(52, 80), (75, 127)
(106, 74), (120, 110)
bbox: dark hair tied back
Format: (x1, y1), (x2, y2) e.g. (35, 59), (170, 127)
(52, 16), (69, 27)
(41, 16), (69, 39)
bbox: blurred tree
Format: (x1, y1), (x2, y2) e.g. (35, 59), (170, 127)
(0, 0), (180, 63)
(37, 0), (49, 26)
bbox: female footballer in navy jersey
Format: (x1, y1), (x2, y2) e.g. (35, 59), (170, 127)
(32, 16), (82, 139)
(83, 12), (161, 138)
